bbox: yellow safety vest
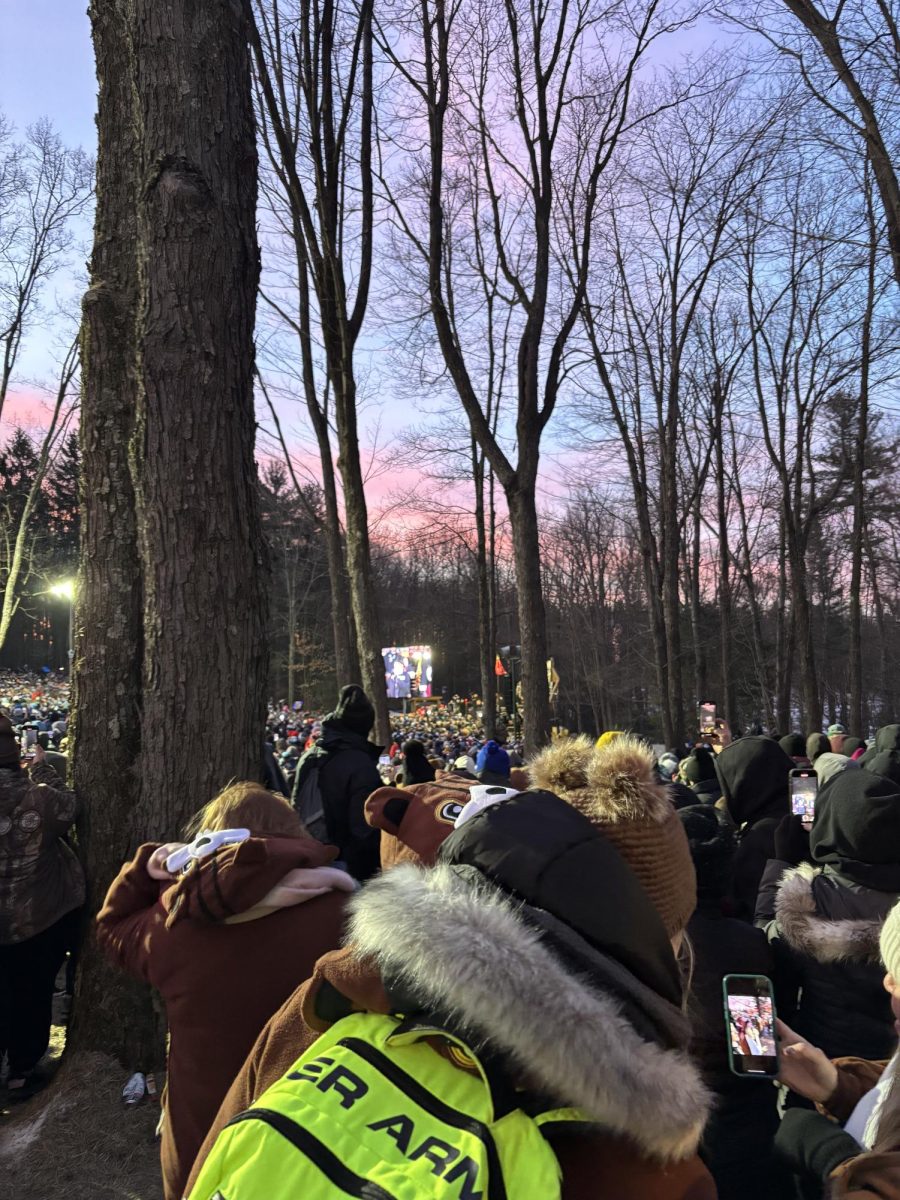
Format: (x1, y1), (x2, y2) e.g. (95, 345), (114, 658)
(189, 1011), (589, 1200)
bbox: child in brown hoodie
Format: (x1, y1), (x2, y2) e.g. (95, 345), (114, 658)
(97, 782), (354, 1200)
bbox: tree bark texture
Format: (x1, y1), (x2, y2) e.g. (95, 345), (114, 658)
(68, 0), (163, 1069)
(131, 0), (268, 835)
(70, 0), (268, 1067)
(508, 482), (551, 755)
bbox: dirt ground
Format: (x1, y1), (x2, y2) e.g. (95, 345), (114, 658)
(0, 1019), (163, 1200)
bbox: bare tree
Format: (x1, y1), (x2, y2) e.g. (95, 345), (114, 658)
(380, 0), (687, 751)
(248, 0), (389, 740)
(0, 118), (92, 423)
(70, 0), (268, 1066)
(0, 339), (78, 653)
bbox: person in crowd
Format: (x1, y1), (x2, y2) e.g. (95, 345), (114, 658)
(714, 735), (793, 921)
(808, 732), (832, 763)
(394, 738), (436, 787)
(816, 752), (860, 788)
(677, 804), (792, 1200)
(781, 733), (813, 767)
(681, 745), (723, 803)
(657, 750), (680, 782)
(773, 897), (900, 1197)
(829, 723), (848, 754)
(290, 684), (383, 881)
(859, 725), (900, 769)
(865, 748), (900, 787)
(756, 768), (900, 1062)
(842, 737), (865, 759)
(188, 736), (715, 1199)
(97, 782), (354, 1200)
(474, 737), (511, 786)
(0, 718), (83, 1101)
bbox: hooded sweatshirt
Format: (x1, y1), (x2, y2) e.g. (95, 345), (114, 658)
(96, 835), (352, 1200)
(715, 736), (793, 921)
(188, 794), (715, 1200)
(754, 770), (900, 1060)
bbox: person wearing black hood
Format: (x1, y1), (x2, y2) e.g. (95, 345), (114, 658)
(394, 739), (436, 787)
(780, 733), (812, 767)
(291, 685), (383, 881)
(714, 736), (793, 921)
(755, 768), (900, 1061)
(677, 805), (792, 1200)
(681, 746), (722, 804)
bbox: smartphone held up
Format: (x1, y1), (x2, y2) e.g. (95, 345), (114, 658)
(724, 974), (779, 1078)
(789, 769), (818, 830)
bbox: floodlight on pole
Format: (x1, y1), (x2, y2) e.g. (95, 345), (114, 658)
(49, 580), (76, 602)
(49, 579), (76, 665)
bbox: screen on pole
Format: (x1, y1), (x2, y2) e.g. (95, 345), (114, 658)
(382, 645), (433, 699)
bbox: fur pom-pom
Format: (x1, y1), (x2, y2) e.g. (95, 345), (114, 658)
(584, 735), (673, 824)
(527, 735), (594, 794)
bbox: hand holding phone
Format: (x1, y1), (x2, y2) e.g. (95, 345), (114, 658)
(790, 769), (818, 830)
(724, 974), (779, 1078)
(776, 1019), (838, 1103)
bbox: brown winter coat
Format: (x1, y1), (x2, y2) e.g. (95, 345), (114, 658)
(96, 836), (350, 1200)
(0, 758), (84, 944)
(187, 945), (716, 1200)
(817, 1057), (900, 1198)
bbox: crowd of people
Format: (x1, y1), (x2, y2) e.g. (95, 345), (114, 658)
(8, 676), (900, 1197)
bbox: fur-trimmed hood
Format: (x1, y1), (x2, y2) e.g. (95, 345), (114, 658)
(775, 862), (889, 964)
(347, 861), (711, 1162)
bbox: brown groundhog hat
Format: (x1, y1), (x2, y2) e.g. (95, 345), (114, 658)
(365, 776), (480, 869)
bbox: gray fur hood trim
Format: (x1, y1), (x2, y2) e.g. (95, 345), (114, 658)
(347, 863), (710, 1161)
(775, 862), (885, 963)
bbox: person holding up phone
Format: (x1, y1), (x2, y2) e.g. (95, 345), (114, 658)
(756, 768), (900, 1062)
(772, 898), (900, 1199)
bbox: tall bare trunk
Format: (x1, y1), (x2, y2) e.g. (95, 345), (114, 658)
(473, 440), (497, 740)
(849, 173), (877, 736)
(507, 480), (550, 755)
(68, 0), (160, 1068)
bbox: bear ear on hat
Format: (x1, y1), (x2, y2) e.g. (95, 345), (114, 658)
(365, 787), (411, 835)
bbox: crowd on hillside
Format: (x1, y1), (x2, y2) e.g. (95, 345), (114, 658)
(8, 677), (900, 1198)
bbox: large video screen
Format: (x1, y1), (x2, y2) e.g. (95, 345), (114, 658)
(383, 645), (433, 699)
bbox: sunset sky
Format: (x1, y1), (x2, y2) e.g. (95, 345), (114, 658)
(1, 2), (726, 529)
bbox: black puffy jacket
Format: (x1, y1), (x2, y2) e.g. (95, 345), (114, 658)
(755, 860), (898, 1060)
(292, 718), (383, 881)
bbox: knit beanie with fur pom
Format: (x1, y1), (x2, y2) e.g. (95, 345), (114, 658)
(529, 734), (696, 937)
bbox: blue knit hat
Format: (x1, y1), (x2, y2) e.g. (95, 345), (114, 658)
(476, 740), (510, 778)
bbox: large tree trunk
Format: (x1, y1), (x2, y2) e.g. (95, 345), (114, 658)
(67, 0), (161, 1068)
(70, 0), (268, 1067)
(131, 0), (268, 835)
(507, 481), (550, 756)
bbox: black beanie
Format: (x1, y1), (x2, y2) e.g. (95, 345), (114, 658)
(334, 684), (375, 737)
(780, 734), (807, 759)
(677, 804), (736, 902)
(842, 737), (864, 757)
(807, 733), (830, 764)
(681, 746), (717, 784)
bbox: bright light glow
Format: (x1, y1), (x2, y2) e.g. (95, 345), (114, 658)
(49, 580), (76, 601)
